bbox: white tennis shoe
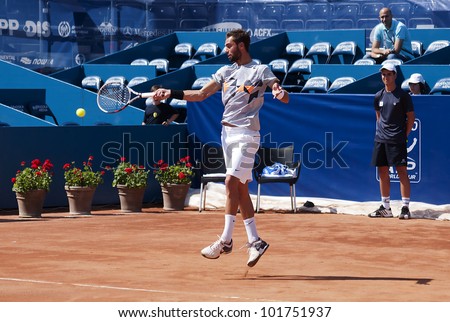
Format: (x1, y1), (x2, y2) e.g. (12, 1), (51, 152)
(201, 237), (233, 259)
(247, 238), (269, 267)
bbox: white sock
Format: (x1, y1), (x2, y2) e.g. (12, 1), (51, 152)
(402, 198), (410, 208)
(220, 214), (235, 243)
(243, 217), (259, 243)
(382, 196), (391, 209)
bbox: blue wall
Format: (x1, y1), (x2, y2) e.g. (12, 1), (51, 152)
(0, 125), (189, 209)
(188, 93), (450, 205)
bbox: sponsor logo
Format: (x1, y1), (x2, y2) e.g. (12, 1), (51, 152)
(20, 57), (32, 65)
(58, 21), (71, 38)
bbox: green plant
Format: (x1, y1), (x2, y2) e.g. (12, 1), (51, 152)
(63, 156), (104, 187)
(154, 156), (194, 185)
(108, 157), (149, 188)
(11, 159), (54, 193)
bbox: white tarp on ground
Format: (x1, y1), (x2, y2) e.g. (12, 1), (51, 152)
(186, 183), (450, 221)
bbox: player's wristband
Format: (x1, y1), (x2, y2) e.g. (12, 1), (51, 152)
(170, 89), (184, 100)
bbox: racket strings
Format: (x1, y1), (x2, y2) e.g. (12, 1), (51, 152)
(98, 83), (131, 112)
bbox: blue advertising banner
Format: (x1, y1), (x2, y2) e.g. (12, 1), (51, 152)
(188, 93), (450, 205)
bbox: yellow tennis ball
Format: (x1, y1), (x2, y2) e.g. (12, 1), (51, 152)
(76, 108), (86, 118)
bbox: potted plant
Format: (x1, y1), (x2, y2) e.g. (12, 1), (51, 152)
(107, 157), (150, 212)
(11, 158), (54, 218)
(63, 156), (105, 216)
(154, 156), (194, 211)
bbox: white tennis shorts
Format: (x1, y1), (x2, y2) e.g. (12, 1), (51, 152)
(221, 126), (260, 184)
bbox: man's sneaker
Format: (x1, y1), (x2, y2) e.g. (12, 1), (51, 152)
(247, 238), (269, 267)
(368, 205), (393, 218)
(399, 206), (411, 220)
(201, 237), (233, 259)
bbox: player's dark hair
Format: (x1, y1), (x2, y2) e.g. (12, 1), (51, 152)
(226, 29), (251, 51)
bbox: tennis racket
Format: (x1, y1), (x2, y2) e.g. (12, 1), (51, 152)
(97, 81), (154, 113)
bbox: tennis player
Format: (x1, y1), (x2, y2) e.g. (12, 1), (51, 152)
(153, 29), (289, 267)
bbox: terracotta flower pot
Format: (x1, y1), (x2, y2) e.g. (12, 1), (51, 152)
(15, 189), (47, 218)
(65, 186), (97, 216)
(117, 184), (146, 212)
(161, 183), (190, 211)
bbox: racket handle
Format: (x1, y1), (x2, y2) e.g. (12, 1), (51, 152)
(140, 92), (154, 99)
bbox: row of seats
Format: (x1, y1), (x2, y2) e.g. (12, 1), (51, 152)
(140, 1), (435, 30)
(81, 75), (150, 92)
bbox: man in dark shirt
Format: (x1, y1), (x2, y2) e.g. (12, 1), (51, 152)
(369, 63), (415, 219)
(142, 85), (179, 126)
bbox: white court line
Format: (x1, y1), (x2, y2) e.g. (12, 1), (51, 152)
(0, 277), (273, 301)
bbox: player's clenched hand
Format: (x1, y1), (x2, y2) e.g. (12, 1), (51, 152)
(153, 88), (171, 100)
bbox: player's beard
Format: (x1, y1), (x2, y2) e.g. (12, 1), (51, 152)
(228, 48), (242, 63)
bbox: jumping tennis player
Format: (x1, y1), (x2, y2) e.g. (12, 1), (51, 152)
(153, 29), (289, 267)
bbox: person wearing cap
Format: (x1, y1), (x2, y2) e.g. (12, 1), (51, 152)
(408, 73), (429, 95)
(365, 8), (414, 64)
(369, 63), (415, 220)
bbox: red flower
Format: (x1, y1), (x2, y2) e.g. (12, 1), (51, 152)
(125, 167), (133, 174)
(178, 172), (186, 179)
(63, 163), (71, 170)
(11, 178), (16, 183)
(120, 157), (126, 162)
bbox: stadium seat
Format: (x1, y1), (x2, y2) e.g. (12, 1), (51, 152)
(191, 77), (212, 90)
(197, 143), (227, 212)
(281, 4), (307, 30)
(193, 43), (220, 61)
(149, 58), (169, 75)
(28, 103), (59, 125)
(331, 3), (359, 29)
(216, 3), (253, 29)
(329, 41), (357, 64)
(303, 3), (329, 29)
(130, 58), (149, 66)
(0, 121), (10, 127)
(328, 77), (356, 92)
(105, 76), (126, 85)
(301, 76), (330, 93)
(282, 58), (313, 93)
(423, 40), (450, 55)
(411, 40), (423, 57)
(252, 59), (261, 65)
(62, 122), (80, 126)
(179, 3), (209, 29)
(179, 59), (200, 69)
(170, 99), (187, 109)
(354, 58), (376, 65)
(128, 76), (149, 87)
(305, 42), (331, 64)
(81, 76), (102, 91)
(360, 2), (385, 18)
(253, 144), (301, 213)
(268, 59), (289, 84)
(382, 58), (403, 66)
(170, 43), (195, 70)
(430, 78), (450, 95)
(388, 2), (410, 21)
(284, 42), (306, 64)
(256, 3), (285, 28)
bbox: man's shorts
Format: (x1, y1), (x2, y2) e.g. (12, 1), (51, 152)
(221, 126), (260, 184)
(371, 141), (408, 167)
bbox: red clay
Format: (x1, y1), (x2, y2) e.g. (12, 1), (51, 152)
(1, 205), (449, 302)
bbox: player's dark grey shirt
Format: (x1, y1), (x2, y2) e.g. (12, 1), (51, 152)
(212, 61), (278, 131)
(373, 87), (414, 144)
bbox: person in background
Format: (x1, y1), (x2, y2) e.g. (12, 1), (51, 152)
(142, 85), (179, 126)
(369, 63), (415, 220)
(153, 29), (289, 267)
(407, 73), (429, 95)
(365, 7), (414, 64)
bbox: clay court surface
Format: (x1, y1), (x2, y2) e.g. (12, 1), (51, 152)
(1, 204), (449, 302)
